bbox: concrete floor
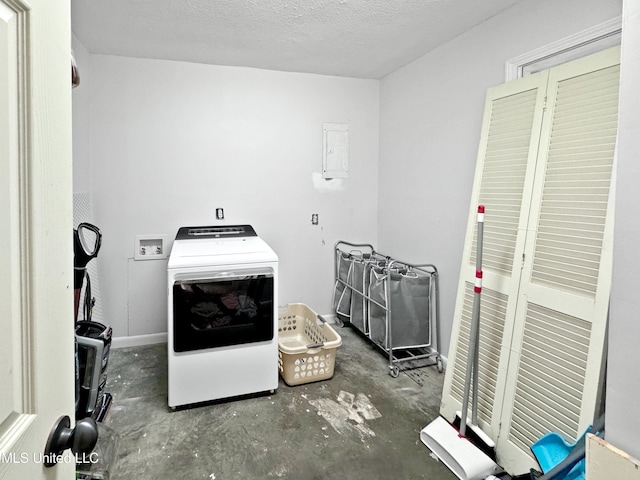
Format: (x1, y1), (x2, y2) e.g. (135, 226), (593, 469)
(97, 326), (457, 480)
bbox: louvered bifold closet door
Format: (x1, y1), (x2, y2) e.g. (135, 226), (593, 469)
(495, 47), (620, 474)
(439, 72), (548, 441)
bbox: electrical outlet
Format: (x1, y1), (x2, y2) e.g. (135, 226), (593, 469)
(216, 208), (224, 220)
(311, 213), (319, 225)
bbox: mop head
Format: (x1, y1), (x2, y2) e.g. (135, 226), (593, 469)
(420, 416), (500, 480)
(453, 411), (497, 461)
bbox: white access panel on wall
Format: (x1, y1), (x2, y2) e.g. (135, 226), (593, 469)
(323, 123), (349, 179)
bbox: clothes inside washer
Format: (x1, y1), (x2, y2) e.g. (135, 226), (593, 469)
(190, 293), (258, 331)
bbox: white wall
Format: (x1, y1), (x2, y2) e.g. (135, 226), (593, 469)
(607, 0), (640, 460)
(378, 0), (622, 358)
(72, 33), (91, 193)
(88, 55), (379, 337)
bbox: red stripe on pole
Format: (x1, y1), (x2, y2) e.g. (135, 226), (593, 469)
(478, 205), (485, 213)
(474, 270), (483, 293)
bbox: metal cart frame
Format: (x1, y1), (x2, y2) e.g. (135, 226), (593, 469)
(333, 241), (442, 377)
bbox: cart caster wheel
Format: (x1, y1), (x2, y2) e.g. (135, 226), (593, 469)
(390, 366), (400, 378)
(436, 357), (444, 373)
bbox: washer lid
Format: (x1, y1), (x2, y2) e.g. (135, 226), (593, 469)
(175, 225), (257, 240)
(168, 235), (277, 268)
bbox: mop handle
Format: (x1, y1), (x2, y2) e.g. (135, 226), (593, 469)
(460, 205), (484, 437)
(472, 206), (484, 425)
(476, 206), (484, 272)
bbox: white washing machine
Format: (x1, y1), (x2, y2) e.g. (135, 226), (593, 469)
(167, 225), (278, 408)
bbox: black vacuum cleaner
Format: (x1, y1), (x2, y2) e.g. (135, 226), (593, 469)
(74, 223), (113, 422)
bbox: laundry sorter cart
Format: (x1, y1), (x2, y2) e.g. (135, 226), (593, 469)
(332, 241), (442, 377)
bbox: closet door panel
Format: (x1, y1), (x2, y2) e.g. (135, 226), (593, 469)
(496, 47), (620, 474)
(448, 283), (509, 423)
(440, 72), (548, 439)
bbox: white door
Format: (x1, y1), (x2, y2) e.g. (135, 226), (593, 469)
(495, 47), (620, 472)
(440, 71), (549, 438)
(0, 0), (75, 479)
(440, 47), (620, 474)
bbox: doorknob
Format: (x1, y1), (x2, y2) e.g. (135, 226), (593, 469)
(43, 415), (98, 467)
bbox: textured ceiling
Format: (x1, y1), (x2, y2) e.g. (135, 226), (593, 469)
(71, 0), (521, 79)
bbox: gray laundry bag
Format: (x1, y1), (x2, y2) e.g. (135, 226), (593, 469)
(368, 267), (431, 350)
(348, 255), (381, 334)
(332, 251), (353, 322)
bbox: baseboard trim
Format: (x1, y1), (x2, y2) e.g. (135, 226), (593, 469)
(319, 313), (339, 324)
(112, 332), (167, 349)
(440, 354), (448, 371)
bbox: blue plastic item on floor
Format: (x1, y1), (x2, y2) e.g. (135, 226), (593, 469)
(531, 426), (591, 480)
